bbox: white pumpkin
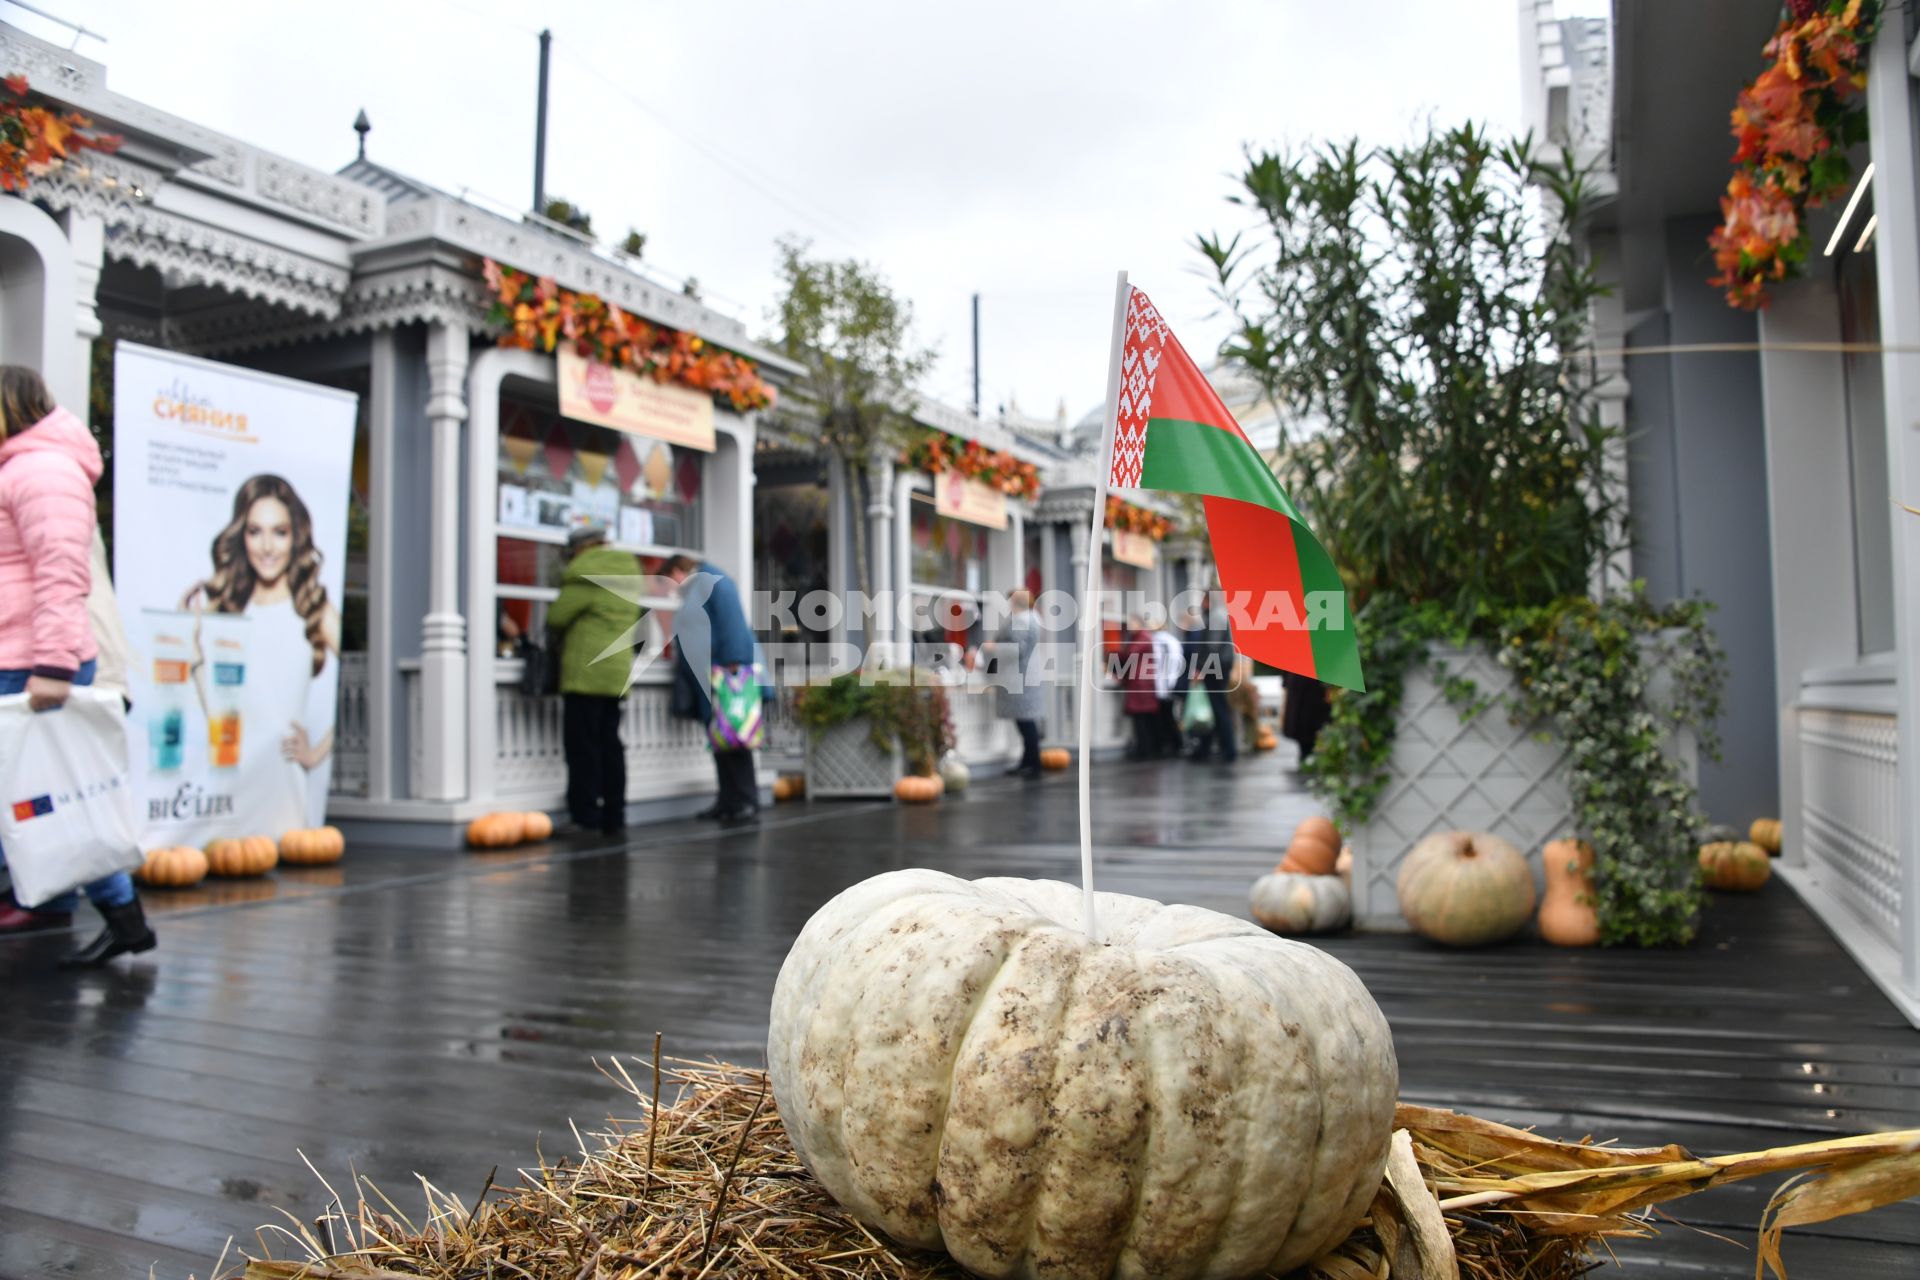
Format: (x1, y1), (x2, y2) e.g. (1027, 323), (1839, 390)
(939, 752), (971, 794)
(1250, 872), (1352, 935)
(768, 869), (1398, 1280)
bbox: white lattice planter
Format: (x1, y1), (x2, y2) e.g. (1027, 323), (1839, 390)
(1349, 643), (1698, 929)
(806, 718), (902, 799)
(1349, 647), (1569, 928)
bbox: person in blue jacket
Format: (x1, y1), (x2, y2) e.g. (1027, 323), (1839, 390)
(664, 554), (761, 825)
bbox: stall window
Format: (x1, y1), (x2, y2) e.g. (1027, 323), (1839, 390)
(493, 393), (701, 658)
(909, 492), (990, 655)
(755, 478), (832, 645)
(496, 395), (703, 553)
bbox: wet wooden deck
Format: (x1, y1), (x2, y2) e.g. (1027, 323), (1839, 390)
(0, 759), (1914, 1278)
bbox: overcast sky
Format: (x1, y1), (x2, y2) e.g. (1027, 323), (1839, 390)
(12, 1), (1600, 420)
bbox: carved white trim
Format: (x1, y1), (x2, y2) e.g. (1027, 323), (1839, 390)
(257, 155), (379, 234)
(0, 28), (95, 96)
(1034, 489), (1097, 524)
(168, 263), (489, 356)
(105, 204), (349, 318)
(187, 143), (246, 189)
(25, 152), (166, 222)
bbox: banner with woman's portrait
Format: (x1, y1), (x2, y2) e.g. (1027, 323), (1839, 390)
(112, 343), (357, 849)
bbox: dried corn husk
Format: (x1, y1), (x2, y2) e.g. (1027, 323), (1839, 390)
(227, 1057), (1920, 1280)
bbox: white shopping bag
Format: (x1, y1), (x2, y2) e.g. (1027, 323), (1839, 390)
(0, 688), (143, 907)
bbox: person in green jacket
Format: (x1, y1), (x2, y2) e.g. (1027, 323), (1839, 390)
(546, 523), (642, 834)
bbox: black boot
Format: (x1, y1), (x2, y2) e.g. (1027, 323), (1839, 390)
(59, 898), (156, 969)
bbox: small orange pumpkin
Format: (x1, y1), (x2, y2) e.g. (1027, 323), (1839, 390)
(1253, 726), (1279, 752)
(1537, 838), (1599, 947)
(466, 811), (527, 849)
(1278, 817), (1341, 875)
(520, 812), (555, 841)
(206, 835), (278, 878)
(894, 773), (944, 804)
(1700, 840), (1771, 891)
(772, 775), (805, 802)
(1038, 747), (1072, 771)
(136, 845), (209, 888)
(279, 826), (346, 865)
(1748, 818), (1782, 854)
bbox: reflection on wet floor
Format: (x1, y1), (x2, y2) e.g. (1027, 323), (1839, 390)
(0, 761), (1915, 1277)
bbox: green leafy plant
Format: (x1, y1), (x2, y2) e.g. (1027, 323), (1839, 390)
(542, 197), (592, 236)
(794, 669), (956, 777)
(1200, 125), (1622, 619)
(1207, 125), (1726, 945)
(1500, 593), (1726, 946)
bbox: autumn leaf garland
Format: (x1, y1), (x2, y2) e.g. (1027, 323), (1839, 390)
(0, 74), (121, 193)
(898, 428), (1041, 499)
(481, 259), (775, 411)
(1709, 0), (1880, 309)
(1106, 496), (1173, 541)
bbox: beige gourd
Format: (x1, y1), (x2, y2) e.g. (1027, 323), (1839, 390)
(769, 870), (1397, 1279)
(1396, 830), (1537, 946)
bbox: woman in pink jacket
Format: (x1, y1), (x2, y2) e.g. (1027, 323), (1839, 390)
(0, 366), (156, 965)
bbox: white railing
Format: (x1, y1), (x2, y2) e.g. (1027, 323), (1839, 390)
(404, 664), (716, 806)
(330, 652), (370, 798)
(1800, 706), (1902, 949)
(1041, 667), (1129, 753)
(949, 680), (1013, 764)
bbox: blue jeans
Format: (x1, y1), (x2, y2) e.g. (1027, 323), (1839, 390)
(0, 660), (137, 912)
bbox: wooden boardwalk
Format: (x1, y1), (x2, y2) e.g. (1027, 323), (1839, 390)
(0, 759), (1914, 1278)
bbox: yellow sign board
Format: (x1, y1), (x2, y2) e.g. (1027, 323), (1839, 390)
(933, 471), (1008, 530)
(558, 349), (716, 453)
(1111, 528), (1158, 570)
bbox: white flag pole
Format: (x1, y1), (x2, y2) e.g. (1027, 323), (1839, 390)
(1078, 271), (1130, 941)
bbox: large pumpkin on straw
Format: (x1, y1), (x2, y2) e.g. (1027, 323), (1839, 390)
(768, 869), (1397, 1279)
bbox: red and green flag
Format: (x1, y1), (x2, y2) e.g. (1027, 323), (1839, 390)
(1109, 287), (1363, 690)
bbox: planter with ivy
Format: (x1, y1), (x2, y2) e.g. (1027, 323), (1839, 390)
(1326, 598), (1722, 942)
(1204, 124), (1730, 946)
(794, 670), (956, 799)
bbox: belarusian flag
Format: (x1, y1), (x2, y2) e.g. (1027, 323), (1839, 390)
(1109, 287), (1363, 691)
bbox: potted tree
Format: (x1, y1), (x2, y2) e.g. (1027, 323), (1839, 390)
(1202, 125), (1727, 945)
(796, 669), (956, 799)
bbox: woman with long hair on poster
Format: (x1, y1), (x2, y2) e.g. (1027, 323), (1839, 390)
(0, 365), (157, 965)
(183, 474), (340, 834)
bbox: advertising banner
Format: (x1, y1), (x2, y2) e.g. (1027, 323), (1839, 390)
(558, 349), (716, 452)
(1111, 528), (1158, 570)
(933, 470), (1008, 530)
(112, 343), (358, 849)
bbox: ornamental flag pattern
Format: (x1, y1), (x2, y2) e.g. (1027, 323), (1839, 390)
(1096, 283), (1365, 691)
(1109, 286), (1170, 489)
